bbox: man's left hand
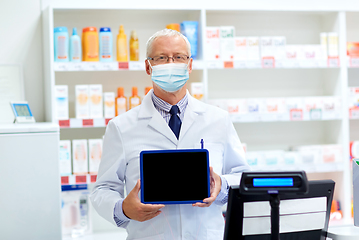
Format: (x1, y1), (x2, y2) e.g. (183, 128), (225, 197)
(192, 166), (221, 207)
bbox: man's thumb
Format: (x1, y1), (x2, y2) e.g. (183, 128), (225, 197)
(134, 179), (141, 192)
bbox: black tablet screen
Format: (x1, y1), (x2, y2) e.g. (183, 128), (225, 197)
(141, 150), (210, 204)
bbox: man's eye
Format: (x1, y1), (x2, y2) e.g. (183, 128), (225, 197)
(158, 56), (166, 60)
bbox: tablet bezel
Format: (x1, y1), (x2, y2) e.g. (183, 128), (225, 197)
(140, 149), (210, 205)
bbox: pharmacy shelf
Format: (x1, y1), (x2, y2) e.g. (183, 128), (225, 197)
(54, 60), (204, 71)
(250, 162), (345, 173)
(230, 113), (342, 123)
(58, 118), (111, 128)
(57, 115), (344, 129)
(61, 174), (97, 186)
(206, 59), (338, 69)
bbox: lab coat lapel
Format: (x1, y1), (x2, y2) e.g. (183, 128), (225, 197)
(179, 94), (206, 140)
(138, 90), (178, 145)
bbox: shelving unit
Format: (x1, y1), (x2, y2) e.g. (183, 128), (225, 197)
(41, 2), (357, 236)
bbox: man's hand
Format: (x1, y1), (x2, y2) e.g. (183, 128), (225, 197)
(192, 167), (222, 207)
(122, 179), (165, 222)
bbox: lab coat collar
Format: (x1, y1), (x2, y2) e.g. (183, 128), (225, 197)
(138, 89), (206, 144)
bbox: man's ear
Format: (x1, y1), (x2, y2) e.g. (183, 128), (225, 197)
(188, 58), (193, 74)
(145, 60), (151, 75)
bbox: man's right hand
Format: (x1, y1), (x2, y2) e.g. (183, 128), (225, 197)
(122, 179), (165, 222)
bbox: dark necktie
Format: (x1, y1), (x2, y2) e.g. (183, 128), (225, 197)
(169, 105), (181, 139)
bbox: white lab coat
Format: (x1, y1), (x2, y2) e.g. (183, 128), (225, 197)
(90, 89), (250, 240)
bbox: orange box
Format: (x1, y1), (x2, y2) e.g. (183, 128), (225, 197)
(347, 42), (359, 57)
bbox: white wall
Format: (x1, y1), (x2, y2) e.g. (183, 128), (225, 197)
(0, 0), (45, 122)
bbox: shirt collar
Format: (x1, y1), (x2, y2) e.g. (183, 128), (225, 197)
(151, 91), (188, 114)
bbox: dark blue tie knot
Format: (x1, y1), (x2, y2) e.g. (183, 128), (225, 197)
(170, 105), (179, 115)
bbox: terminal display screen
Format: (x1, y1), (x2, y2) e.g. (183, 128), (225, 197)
(253, 178), (294, 187)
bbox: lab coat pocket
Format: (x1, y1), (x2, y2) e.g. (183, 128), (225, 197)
(134, 233), (165, 240)
(194, 142), (224, 175)
(207, 229), (224, 240)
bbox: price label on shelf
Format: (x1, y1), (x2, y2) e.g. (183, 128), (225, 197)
(105, 118), (112, 125)
(328, 57), (340, 68)
(129, 61), (145, 70)
(75, 175), (87, 184)
(310, 109), (322, 120)
(234, 61), (246, 69)
(290, 109), (303, 121)
(350, 108), (359, 119)
(246, 60), (262, 69)
(82, 119), (94, 127)
(90, 175), (97, 183)
(118, 62), (129, 70)
(207, 61), (223, 69)
(224, 61), (234, 68)
(54, 62), (69, 71)
(61, 176), (70, 185)
(83, 62), (99, 71)
(68, 63), (84, 71)
(350, 57), (359, 68)
(98, 62), (118, 71)
(262, 57), (275, 68)
(59, 120), (70, 128)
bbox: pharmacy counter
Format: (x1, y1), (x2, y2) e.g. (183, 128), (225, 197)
(327, 225), (359, 239)
(0, 123), (61, 240)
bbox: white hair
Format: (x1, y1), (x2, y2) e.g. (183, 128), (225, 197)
(146, 28), (191, 58)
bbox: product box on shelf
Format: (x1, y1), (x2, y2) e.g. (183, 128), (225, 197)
(296, 144), (342, 165)
(297, 145), (323, 164)
(273, 36), (286, 61)
(262, 98), (286, 121)
(283, 151), (302, 165)
(72, 139), (88, 175)
(322, 96), (341, 120)
(103, 92), (115, 118)
(322, 145), (343, 163)
(88, 139), (103, 174)
(59, 140), (72, 176)
(89, 84), (103, 118)
(260, 37), (275, 59)
(347, 42), (359, 57)
(205, 27), (221, 61)
(246, 98), (265, 121)
(320, 32), (328, 59)
(351, 141), (359, 160)
(303, 97), (324, 120)
(328, 32), (339, 58)
(181, 21), (198, 60)
(234, 37), (247, 61)
(263, 150), (285, 166)
(54, 85), (69, 120)
(353, 159), (359, 226)
(191, 82), (204, 101)
(61, 188), (92, 237)
(220, 26), (235, 61)
(246, 37), (261, 62)
(245, 151), (265, 167)
(349, 87), (359, 119)
(285, 97), (304, 121)
(75, 85), (90, 119)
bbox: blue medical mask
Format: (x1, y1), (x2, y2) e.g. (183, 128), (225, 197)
(149, 62), (189, 92)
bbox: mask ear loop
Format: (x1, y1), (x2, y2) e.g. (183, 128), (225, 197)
(147, 59), (153, 75)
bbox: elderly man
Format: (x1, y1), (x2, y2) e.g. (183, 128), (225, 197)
(90, 28), (249, 240)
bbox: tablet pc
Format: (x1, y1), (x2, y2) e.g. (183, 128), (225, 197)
(140, 149), (210, 204)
